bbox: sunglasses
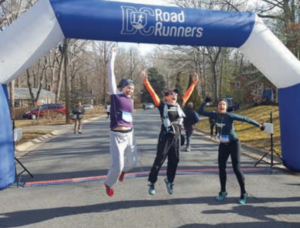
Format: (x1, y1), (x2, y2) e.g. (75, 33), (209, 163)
(165, 91), (178, 96)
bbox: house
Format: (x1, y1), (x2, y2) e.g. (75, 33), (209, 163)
(73, 91), (96, 105)
(230, 74), (277, 104)
(9, 88), (56, 108)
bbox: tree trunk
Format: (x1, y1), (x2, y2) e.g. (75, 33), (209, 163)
(27, 70), (36, 107)
(219, 61), (223, 97)
(36, 64), (47, 107)
(212, 62), (218, 100)
(63, 39), (71, 124)
(202, 52), (206, 98)
(102, 46), (108, 104)
(50, 53), (57, 91)
(55, 50), (64, 103)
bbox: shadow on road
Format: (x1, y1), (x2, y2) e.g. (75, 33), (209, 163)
(178, 221), (300, 228)
(1, 196), (300, 227)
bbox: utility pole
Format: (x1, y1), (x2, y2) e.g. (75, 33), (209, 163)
(9, 80), (15, 119)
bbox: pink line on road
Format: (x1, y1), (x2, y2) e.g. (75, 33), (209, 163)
(24, 167), (267, 187)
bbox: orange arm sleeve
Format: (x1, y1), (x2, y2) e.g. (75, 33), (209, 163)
(143, 79), (161, 107)
(182, 80), (198, 106)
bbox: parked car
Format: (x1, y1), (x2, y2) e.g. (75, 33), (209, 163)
(23, 104), (66, 119)
(145, 103), (155, 109)
(82, 104), (94, 110)
(226, 98), (240, 111)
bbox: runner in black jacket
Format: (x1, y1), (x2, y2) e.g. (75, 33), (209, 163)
(183, 102), (200, 152)
(140, 71), (198, 195)
(198, 97), (265, 204)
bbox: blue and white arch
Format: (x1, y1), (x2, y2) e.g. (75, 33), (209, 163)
(1, 0), (300, 190)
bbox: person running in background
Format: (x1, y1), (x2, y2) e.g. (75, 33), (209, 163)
(183, 102), (200, 152)
(72, 101), (85, 134)
(198, 97), (265, 204)
(209, 116), (218, 139)
(104, 48), (138, 197)
(140, 71), (198, 195)
(106, 103), (111, 119)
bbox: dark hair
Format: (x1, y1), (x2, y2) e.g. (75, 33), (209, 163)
(187, 102), (193, 108)
(218, 98), (228, 107)
(118, 79), (134, 89)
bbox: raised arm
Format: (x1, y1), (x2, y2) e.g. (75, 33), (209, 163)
(231, 113), (260, 127)
(182, 72), (199, 106)
(198, 101), (214, 117)
(108, 48), (117, 95)
(140, 71), (161, 107)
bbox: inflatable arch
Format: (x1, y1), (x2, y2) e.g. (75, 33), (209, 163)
(1, 0), (300, 190)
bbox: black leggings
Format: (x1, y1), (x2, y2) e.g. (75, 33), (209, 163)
(218, 141), (245, 195)
(210, 123), (217, 136)
(148, 131), (180, 184)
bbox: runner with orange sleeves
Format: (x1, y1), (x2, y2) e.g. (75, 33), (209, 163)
(140, 71), (198, 195)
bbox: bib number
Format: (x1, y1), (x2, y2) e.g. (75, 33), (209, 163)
(219, 135), (229, 143)
(122, 111), (132, 122)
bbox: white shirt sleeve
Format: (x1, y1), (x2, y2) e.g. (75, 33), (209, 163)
(108, 50), (117, 95)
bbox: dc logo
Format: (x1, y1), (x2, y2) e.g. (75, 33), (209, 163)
(121, 6), (154, 36)
(131, 12), (147, 30)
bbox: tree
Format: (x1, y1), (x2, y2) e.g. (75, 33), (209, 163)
(55, 43), (65, 103)
(174, 72), (184, 100)
(62, 38), (71, 124)
(257, 0), (300, 58)
(185, 74), (202, 110)
(26, 57), (48, 107)
(91, 41), (116, 104)
(141, 67), (166, 103)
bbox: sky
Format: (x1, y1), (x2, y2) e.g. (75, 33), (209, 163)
(106, 0), (174, 54)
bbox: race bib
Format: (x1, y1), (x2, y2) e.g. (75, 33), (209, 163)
(219, 135), (229, 143)
(122, 111), (132, 122)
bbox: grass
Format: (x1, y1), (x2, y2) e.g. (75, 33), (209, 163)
(196, 105), (281, 154)
(16, 130), (53, 145)
(15, 108), (106, 144)
(15, 108), (105, 128)
(15, 119), (71, 128)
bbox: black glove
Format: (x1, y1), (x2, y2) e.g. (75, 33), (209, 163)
(260, 125), (265, 131)
(205, 97), (212, 103)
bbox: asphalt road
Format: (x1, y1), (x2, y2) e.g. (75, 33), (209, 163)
(1, 109), (300, 228)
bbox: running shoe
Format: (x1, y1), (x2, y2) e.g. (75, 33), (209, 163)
(104, 183), (114, 197)
(148, 183), (155, 195)
(216, 191), (228, 201)
(164, 178), (174, 194)
(119, 172), (125, 182)
(238, 193), (248, 205)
